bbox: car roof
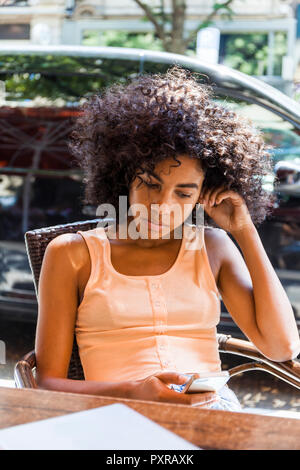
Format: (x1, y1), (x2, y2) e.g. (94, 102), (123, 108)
(1, 44), (300, 128)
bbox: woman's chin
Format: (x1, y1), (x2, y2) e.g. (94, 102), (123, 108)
(138, 220), (172, 239)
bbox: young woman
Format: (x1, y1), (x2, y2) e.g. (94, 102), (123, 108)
(35, 66), (300, 411)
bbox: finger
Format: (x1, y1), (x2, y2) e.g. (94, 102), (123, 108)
(154, 371), (191, 385)
(215, 191), (228, 205)
(209, 186), (227, 207)
(205, 187), (224, 207)
(202, 188), (214, 206)
(160, 388), (219, 406)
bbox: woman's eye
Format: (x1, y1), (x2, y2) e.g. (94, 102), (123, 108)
(144, 181), (160, 189)
(143, 181), (191, 198)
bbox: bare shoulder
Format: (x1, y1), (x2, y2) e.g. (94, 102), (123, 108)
(204, 227), (231, 285)
(204, 226), (228, 250)
(45, 232), (89, 271)
(204, 225), (242, 269)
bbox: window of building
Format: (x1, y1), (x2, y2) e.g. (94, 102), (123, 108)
(0, 24), (30, 40)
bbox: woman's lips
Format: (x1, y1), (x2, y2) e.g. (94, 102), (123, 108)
(142, 218), (169, 229)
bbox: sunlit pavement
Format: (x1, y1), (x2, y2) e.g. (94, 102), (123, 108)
(0, 319), (299, 419)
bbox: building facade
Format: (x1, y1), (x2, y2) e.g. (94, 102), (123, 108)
(0, 0), (298, 88)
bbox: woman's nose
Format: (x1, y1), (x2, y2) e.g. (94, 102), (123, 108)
(151, 200), (173, 213)
(152, 189), (174, 206)
(150, 201), (180, 223)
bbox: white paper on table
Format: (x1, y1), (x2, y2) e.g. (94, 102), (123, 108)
(0, 403), (201, 450)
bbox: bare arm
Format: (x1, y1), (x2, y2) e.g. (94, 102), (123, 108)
(216, 225), (300, 362)
(35, 233), (131, 397)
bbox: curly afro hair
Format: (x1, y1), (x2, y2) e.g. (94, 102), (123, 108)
(69, 65), (276, 228)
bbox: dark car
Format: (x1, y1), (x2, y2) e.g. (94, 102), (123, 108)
(0, 45), (300, 336)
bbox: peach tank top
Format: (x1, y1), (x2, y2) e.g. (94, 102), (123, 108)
(75, 223), (222, 382)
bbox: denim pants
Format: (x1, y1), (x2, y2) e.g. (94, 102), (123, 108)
(205, 384), (242, 411)
(170, 381), (242, 411)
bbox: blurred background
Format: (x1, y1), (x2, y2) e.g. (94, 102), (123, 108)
(0, 0), (300, 416)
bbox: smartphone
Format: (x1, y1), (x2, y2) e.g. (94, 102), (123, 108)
(169, 371), (230, 394)
(183, 371), (230, 393)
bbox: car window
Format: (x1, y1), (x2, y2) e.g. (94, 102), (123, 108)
(261, 128), (300, 149)
(214, 99), (300, 166)
(28, 173), (85, 230)
(0, 54), (143, 106)
(1, 52), (298, 170)
(0, 173), (23, 241)
(0, 170), (85, 241)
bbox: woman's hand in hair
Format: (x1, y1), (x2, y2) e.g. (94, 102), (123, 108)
(198, 186), (253, 235)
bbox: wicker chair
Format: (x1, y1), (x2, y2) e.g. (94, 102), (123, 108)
(14, 219), (300, 391)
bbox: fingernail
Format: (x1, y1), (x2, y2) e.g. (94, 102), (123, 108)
(180, 374), (191, 380)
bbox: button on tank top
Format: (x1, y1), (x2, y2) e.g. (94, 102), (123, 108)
(75, 223), (222, 382)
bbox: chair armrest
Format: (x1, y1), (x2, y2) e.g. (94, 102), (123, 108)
(14, 350), (37, 389)
(217, 334), (300, 389)
(281, 357), (300, 375)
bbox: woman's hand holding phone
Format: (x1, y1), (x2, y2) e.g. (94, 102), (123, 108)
(127, 371), (219, 407)
(180, 371), (230, 393)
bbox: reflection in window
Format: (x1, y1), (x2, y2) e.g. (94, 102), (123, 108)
(0, 174), (24, 241)
(0, 172), (86, 242)
(0, 174), (22, 208)
(28, 175), (85, 229)
(0, 55), (143, 106)
(214, 97), (300, 174)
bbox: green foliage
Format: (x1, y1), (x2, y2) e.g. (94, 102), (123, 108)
(223, 32), (287, 76)
(82, 30), (164, 51)
(0, 53), (179, 106)
(213, 1), (234, 18)
(132, 0), (235, 54)
(0, 54), (152, 104)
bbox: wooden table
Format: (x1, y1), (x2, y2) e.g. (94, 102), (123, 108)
(0, 386), (299, 450)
